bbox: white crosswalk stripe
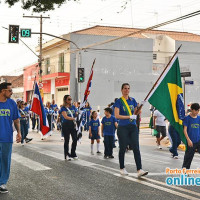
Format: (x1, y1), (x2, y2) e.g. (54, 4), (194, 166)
(12, 153), (51, 171)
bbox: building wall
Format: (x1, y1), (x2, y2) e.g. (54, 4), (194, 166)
(70, 34), (154, 117)
(176, 41), (200, 107)
(42, 42), (70, 75)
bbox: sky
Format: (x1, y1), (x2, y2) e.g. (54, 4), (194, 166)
(1, 0), (200, 76)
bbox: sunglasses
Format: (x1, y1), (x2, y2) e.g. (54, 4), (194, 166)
(3, 89), (12, 92)
(67, 98), (72, 101)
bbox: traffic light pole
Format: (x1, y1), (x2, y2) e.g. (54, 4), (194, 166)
(23, 15), (50, 101)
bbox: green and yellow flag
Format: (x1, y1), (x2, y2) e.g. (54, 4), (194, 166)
(147, 55), (186, 145)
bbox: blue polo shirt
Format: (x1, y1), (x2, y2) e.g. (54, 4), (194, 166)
(0, 99), (20, 143)
(84, 107), (92, 118)
(89, 119), (100, 131)
(183, 115), (200, 143)
(101, 115), (117, 136)
(114, 97), (137, 126)
(60, 106), (77, 123)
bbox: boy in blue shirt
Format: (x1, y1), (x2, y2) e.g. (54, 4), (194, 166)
(182, 103), (200, 169)
(101, 107), (118, 158)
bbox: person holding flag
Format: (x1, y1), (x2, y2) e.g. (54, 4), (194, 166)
(114, 83), (148, 178)
(60, 95), (78, 161)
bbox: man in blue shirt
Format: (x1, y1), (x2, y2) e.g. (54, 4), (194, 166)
(0, 82), (21, 193)
(182, 103), (200, 169)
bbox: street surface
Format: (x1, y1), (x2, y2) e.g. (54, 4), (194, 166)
(1, 128), (200, 200)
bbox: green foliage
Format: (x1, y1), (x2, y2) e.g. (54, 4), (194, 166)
(5, 0), (79, 12)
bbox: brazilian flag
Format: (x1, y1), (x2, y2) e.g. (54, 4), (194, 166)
(147, 55), (186, 145)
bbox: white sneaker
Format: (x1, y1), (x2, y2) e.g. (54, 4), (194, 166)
(61, 137), (64, 140)
(120, 168), (129, 176)
(158, 145), (162, 149)
(66, 156), (72, 161)
(137, 169), (148, 178)
(173, 156), (178, 159)
(72, 156), (79, 160)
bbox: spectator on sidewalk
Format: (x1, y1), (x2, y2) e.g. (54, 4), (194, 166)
(153, 109), (167, 149)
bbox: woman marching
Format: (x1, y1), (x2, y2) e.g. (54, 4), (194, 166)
(114, 83), (148, 177)
(45, 101), (54, 134)
(60, 95), (78, 161)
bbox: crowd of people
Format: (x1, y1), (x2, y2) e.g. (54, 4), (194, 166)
(1, 81), (200, 194)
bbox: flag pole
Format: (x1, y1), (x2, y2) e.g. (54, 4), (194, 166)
(135, 44), (182, 115)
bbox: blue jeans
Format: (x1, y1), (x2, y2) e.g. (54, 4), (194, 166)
(117, 124), (142, 170)
(168, 125), (181, 157)
(20, 120), (28, 144)
(104, 135), (114, 156)
(0, 143), (12, 186)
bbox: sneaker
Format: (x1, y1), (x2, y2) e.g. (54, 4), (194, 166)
(21, 142), (25, 146)
(120, 168), (129, 176)
(97, 151), (101, 154)
(91, 151), (94, 155)
(66, 156), (72, 161)
(0, 185), (8, 194)
(137, 169), (148, 178)
(173, 156), (178, 159)
(109, 155), (114, 158)
(25, 138), (33, 143)
(158, 145), (162, 149)
(104, 155), (109, 159)
(61, 137), (64, 140)
(72, 156), (79, 160)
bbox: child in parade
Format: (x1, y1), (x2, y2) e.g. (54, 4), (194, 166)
(182, 103), (200, 169)
(18, 101), (29, 145)
(45, 101), (54, 134)
(84, 102), (92, 131)
(89, 111), (101, 155)
(101, 107), (118, 158)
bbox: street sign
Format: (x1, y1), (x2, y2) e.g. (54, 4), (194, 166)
(185, 80), (194, 85)
(181, 72), (191, 77)
(20, 29), (31, 37)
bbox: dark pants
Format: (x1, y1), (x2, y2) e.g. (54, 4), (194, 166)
(168, 125), (181, 157)
(62, 121), (77, 157)
(117, 124), (142, 170)
(20, 120), (28, 144)
(104, 135), (114, 156)
(32, 117), (39, 130)
(182, 141), (200, 169)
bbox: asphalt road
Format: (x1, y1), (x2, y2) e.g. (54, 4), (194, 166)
(1, 129), (200, 200)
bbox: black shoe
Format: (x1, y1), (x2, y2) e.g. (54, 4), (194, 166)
(97, 151), (101, 154)
(25, 138), (33, 143)
(109, 155), (114, 158)
(0, 185), (8, 194)
(104, 155), (109, 159)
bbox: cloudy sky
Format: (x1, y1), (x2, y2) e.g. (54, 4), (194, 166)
(0, 0), (200, 76)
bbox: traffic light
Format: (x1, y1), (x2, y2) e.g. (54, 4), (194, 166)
(9, 25), (19, 43)
(78, 68), (85, 83)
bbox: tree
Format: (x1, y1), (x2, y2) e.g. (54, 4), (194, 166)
(5, 0), (79, 13)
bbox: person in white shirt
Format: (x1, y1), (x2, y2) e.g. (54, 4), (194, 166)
(153, 109), (167, 149)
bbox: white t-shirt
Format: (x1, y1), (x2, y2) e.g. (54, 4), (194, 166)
(153, 110), (166, 126)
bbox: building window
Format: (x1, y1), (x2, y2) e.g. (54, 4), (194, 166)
(58, 53), (65, 72)
(153, 54), (157, 60)
(45, 58), (50, 74)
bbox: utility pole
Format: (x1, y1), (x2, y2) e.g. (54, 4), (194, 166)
(23, 15), (50, 100)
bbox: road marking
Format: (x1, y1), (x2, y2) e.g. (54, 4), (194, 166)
(25, 146), (95, 167)
(24, 145), (200, 199)
(113, 174), (199, 200)
(12, 153), (51, 171)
